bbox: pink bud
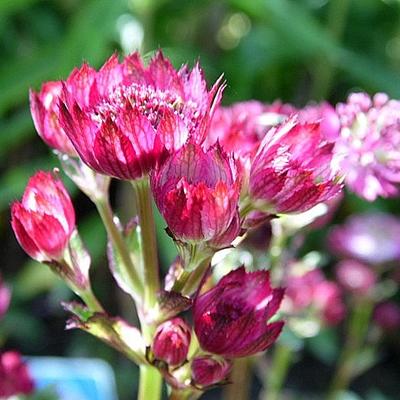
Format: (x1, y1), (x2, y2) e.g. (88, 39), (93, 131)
(152, 318), (191, 366)
(0, 351), (35, 397)
(0, 276), (11, 320)
(249, 116), (342, 214)
(192, 355), (232, 387)
(30, 82), (78, 156)
(193, 267), (284, 357)
(11, 171), (75, 262)
(336, 260), (376, 296)
(151, 142), (241, 247)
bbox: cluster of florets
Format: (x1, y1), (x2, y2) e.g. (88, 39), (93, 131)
(10, 50), (400, 394)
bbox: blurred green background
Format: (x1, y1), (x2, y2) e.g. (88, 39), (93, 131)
(1, 0), (400, 399)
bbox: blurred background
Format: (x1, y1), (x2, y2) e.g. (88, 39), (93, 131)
(1, 0), (400, 399)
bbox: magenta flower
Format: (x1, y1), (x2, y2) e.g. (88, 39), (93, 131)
(374, 302), (400, 332)
(191, 355), (232, 387)
(30, 81), (78, 156)
(328, 213), (400, 265)
(335, 92), (400, 201)
(249, 116), (342, 214)
(151, 142), (241, 247)
(11, 171), (75, 262)
(0, 351), (35, 398)
(57, 51), (223, 180)
(0, 276), (11, 321)
(193, 267), (284, 357)
(335, 260), (376, 296)
(152, 318), (191, 366)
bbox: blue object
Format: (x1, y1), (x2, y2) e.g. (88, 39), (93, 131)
(27, 357), (118, 400)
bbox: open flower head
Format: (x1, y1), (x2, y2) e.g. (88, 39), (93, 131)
(151, 142), (241, 247)
(57, 51), (224, 180)
(249, 116), (342, 214)
(193, 266), (284, 358)
(336, 92), (400, 201)
(11, 171), (75, 262)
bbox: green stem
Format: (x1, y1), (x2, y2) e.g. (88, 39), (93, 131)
(95, 197), (144, 300)
(327, 297), (374, 399)
(311, 0), (351, 100)
(264, 343), (293, 400)
(78, 288), (104, 313)
(224, 357), (252, 400)
(138, 364), (162, 400)
(269, 219), (287, 284)
(169, 389), (203, 400)
(131, 178), (160, 313)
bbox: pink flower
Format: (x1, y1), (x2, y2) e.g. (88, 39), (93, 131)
(249, 116), (342, 214)
(335, 260), (376, 296)
(0, 276), (11, 320)
(151, 142), (241, 247)
(191, 355), (232, 387)
(193, 267), (284, 357)
(57, 51), (223, 180)
(285, 268), (345, 326)
(373, 301), (400, 332)
(0, 351), (35, 397)
(30, 81), (78, 156)
(11, 171), (75, 262)
(151, 318), (191, 366)
(328, 213), (400, 265)
(335, 92), (400, 201)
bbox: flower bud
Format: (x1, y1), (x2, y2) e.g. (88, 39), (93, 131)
(335, 260), (376, 296)
(192, 355), (232, 387)
(193, 267), (284, 357)
(11, 171), (75, 262)
(0, 276), (11, 321)
(152, 318), (191, 366)
(249, 116), (342, 214)
(374, 302), (400, 332)
(151, 142), (241, 247)
(0, 351), (35, 397)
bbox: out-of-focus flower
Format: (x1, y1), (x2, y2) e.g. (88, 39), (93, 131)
(298, 102), (340, 141)
(328, 213), (400, 265)
(373, 301), (400, 332)
(11, 171), (75, 262)
(151, 142), (240, 247)
(284, 266), (345, 328)
(0, 276), (11, 320)
(193, 266), (284, 357)
(191, 355), (232, 387)
(336, 92), (400, 201)
(151, 318), (191, 366)
(335, 260), (376, 296)
(249, 116), (342, 215)
(0, 351), (35, 397)
(30, 81), (78, 156)
(58, 51), (223, 180)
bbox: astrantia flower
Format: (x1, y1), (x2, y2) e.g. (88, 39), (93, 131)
(0, 351), (35, 398)
(249, 116), (342, 215)
(191, 355), (232, 387)
(152, 318), (191, 366)
(11, 171), (75, 262)
(374, 302), (400, 332)
(328, 213), (400, 265)
(151, 142), (241, 247)
(336, 92), (400, 201)
(193, 267), (284, 357)
(58, 51), (224, 180)
(30, 81), (78, 156)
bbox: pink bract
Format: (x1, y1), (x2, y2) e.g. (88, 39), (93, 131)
(0, 351), (35, 397)
(249, 116), (342, 214)
(193, 266), (284, 358)
(11, 171), (75, 262)
(152, 317), (191, 366)
(335, 92), (400, 201)
(57, 51), (224, 180)
(151, 142), (241, 247)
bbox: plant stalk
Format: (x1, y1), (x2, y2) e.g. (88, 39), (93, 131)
(327, 297), (374, 399)
(138, 364), (162, 400)
(224, 357), (252, 400)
